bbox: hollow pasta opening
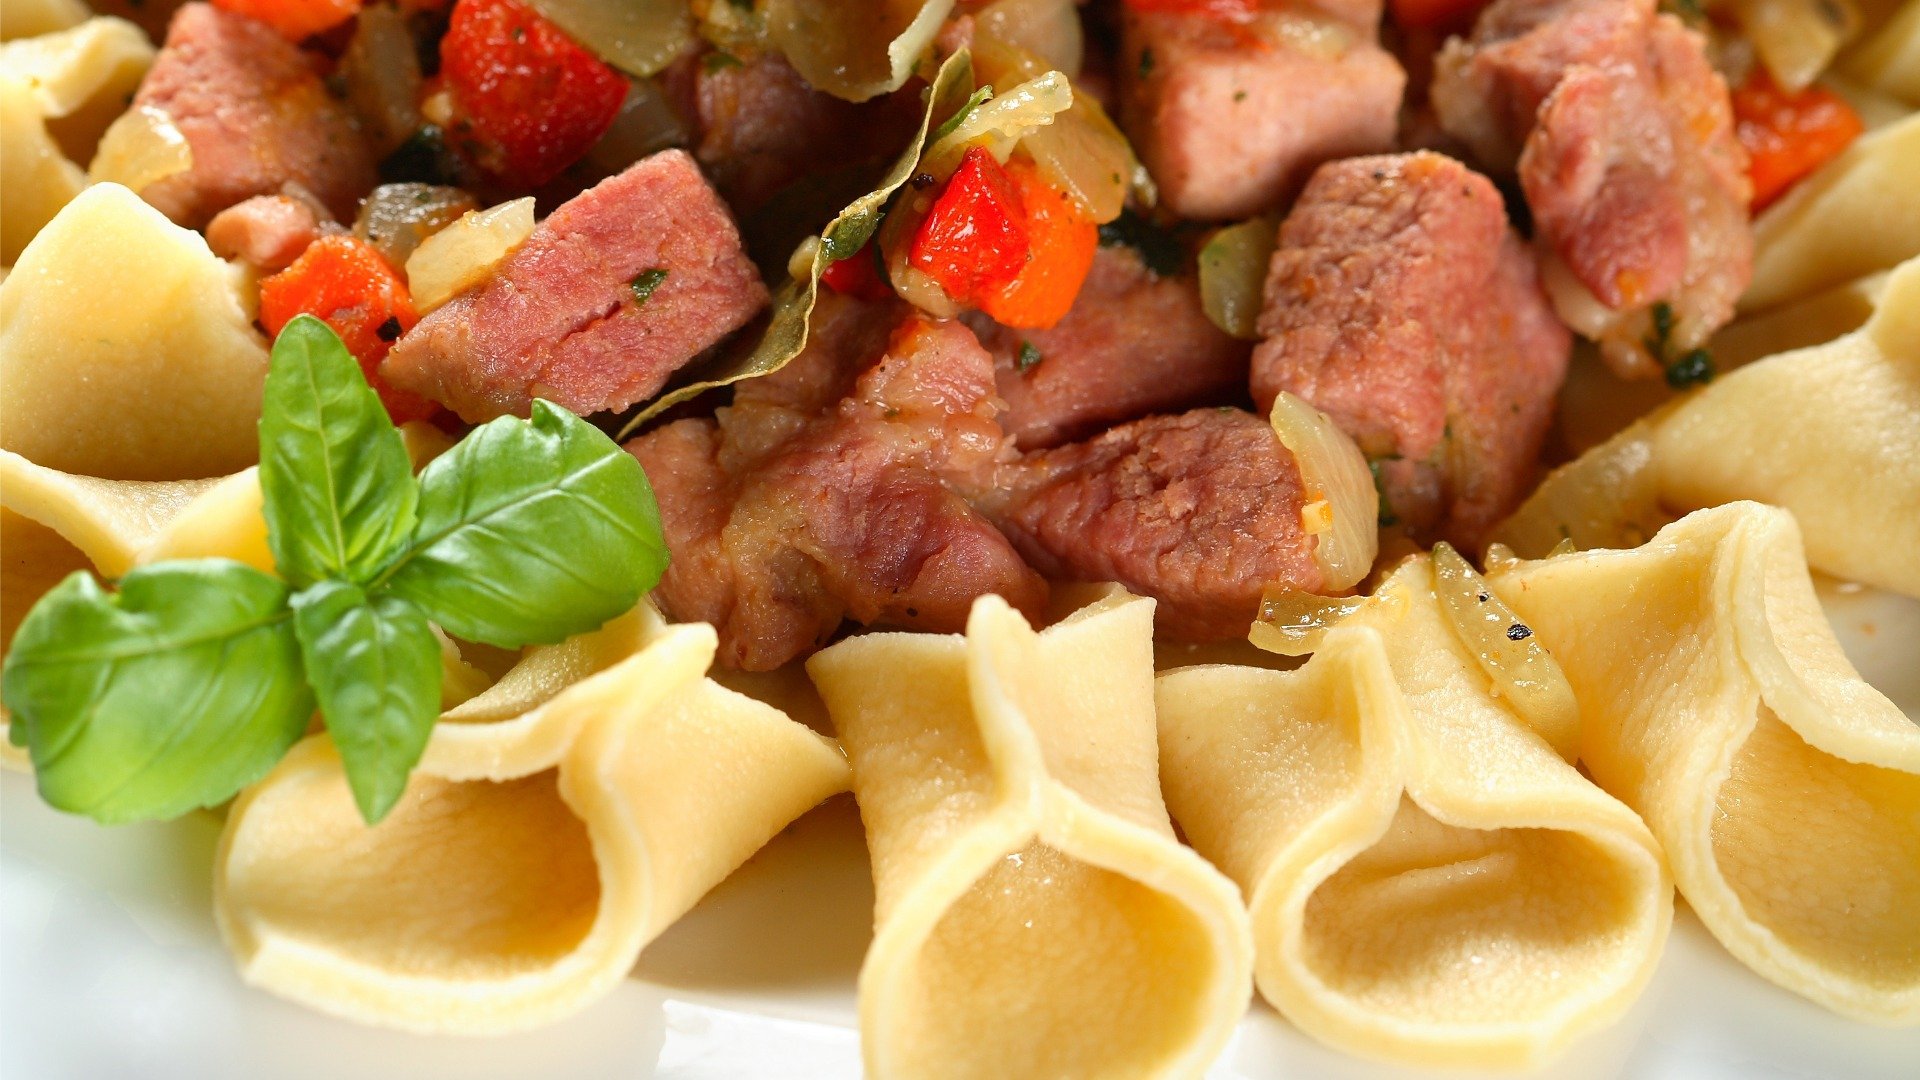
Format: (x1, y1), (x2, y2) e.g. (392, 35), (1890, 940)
(224, 768), (601, 979)
(1711, 709), (1920, 990)
(1301, 797), (1642, 1028)
(884, 842), (1218, 1080)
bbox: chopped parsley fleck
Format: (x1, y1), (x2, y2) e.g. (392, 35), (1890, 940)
(1138, 47), (1155, 80)
(930, 86), (993, 146)
(1506, 623), (1534, 641)
(703, 52), (744, 74)
(1368, 457), (1400, 528)
(1665, 348), (1715, 388)
(1016, 340), (1043, 373)
(1232, 90), (1247, 103)
(630, 269), (670, 306)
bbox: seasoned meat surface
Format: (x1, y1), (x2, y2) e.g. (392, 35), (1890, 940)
(135, 3), (377, 228)
(965, 247), (1251, 450)
(1252, 152), (1570, 548)
(204, 194), (324, 274)
(381, 150), (768, 423)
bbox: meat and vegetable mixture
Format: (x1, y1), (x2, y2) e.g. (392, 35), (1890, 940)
(37, 0), (1874, 669)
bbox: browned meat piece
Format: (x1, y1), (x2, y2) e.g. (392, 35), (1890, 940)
(1251, 152), (1571, 548)
(1432, 0), (1751, 376)
(134, 4), (377, 228)
(1118, 3), (1406, 220)
(630, 314), (1045, 670)
(381, 150), (768, 423)
(964, 246), (1251, 450)
(204, 194), (323, 274)
(982, 408), (1321, 640)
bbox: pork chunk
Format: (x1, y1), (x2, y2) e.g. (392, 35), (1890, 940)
(630, 314), (1044, 670)
(965, 246), (1251, 449)
(204, 194), (322, 274)
(1119, 3), (1406, 220)
(135, 4), (376, 228)
(984, 408), (1321, 641)
(382, 150), (768, 422)
(1432, 0), (1751, 376)
(1251, 152), (1570, 548)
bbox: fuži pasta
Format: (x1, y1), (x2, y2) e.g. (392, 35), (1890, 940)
(0, 0), (1916, 1074)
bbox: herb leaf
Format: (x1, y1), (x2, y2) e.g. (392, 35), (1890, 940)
(292, 581), (441, 823)
(259, 315), (419, 589)
(382, 401), (668, 647)
(0, 562), (311, 823)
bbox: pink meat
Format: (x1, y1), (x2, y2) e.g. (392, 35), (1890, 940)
(204, 194), (323, 274)
(964, 246), (1252, 449)
(629, 313), (1045, 670)
(381, 150), (769, 422)
(1118, 3), (1406, 220)
(982, 408), (1322, 641)
(1251, 152), (1571, 548)
(135, 4), (376, 228)
(1432, 0), (1751, 376)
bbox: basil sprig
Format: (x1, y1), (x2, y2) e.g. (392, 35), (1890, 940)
(2, 316), (667, 824)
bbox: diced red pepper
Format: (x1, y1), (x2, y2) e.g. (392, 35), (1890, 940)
(976, 158), (1098, 330)
(1387, 0), (1490, 33)
(438, 0), (628, 187)
(260, 235), (440, 423)
(909, 146), (1031, 307)
(212, 0), (362, 41)
(821, 239), (895, 302)
(1733, 69), (1864, 212)
(1123, 0), (1260, 19)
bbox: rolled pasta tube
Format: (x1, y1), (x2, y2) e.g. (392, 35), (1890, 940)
(808, 592), (1254, 1080)
(215, 618), (850, 1035)
(1158, 559), (1671, 1070)
(1491, 503), (1920, 1025)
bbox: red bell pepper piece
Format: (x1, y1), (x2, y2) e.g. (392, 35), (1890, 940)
(820, 239), (895, 301)
(212, 0), (362, 41)
(439, 0), (628, 187)
(909, 146), (1031, 307)
(1732, 69), (1864, 212)
(260, 235), (440, 424)
(976, 158), (1098, 330)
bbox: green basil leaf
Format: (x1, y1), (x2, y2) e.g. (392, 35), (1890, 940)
(291, 581), (441, 824)
(0, 562), (311, 823)
(260, 314), (419, 589)
(380, 401), (667, 648)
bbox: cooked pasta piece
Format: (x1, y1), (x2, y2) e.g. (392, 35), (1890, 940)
(1490, 503), (1920, 1024)
(0, 183), (267, 479)
(1158, 559), (1670, 1069)
(215, 609), (849, 1035)
(1841, 0), (1920, 104)
(0, 73), (79, 264)
(808, 592), (1254, 1080)
(0, 0), (87, 41)
(1744, 111), (1920, 311)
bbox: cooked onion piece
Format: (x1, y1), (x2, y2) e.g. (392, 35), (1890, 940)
(86, 103), (190, 195)
(338, 4), (423, 158)
(525, 0), (692, 78)
(1489, 414), (1673, 559)
(1431, 542), (1580, 760)
(1732, 0), (1861, 92)
(584, 78), (689, 176)
(1199, 217), (1279, 339)
(1268, 391), (1378, 591)
(920, 69), (1073, 176)
(976, 0), (1082, 76)
(1248, 587), (1368, 656)
(405, 197), (536, 313)
(354, 184), (479, 269)
(768, 0), (955, 102)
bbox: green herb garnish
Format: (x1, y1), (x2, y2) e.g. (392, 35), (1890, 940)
(631, 268), (670, 306)
(702, 51), (744, 74)
(1664, 348), (1715, 388)
(1098, 208), (1185, 278)
(1, 316), (668, 825)
(1016, 340), (1043, 373)
(928, 84), (994, 148)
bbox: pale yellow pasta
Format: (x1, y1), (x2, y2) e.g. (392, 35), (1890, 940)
(0, 0), (87, 41)
(1743, 112), (1920, 312)
(0, 183), (268, 479)
(0, 73), (82, 264)
(1842, 0), (1920, 104)
(1707, 269), (1888, 370)
(1491, 504), (1920, 1025)
(1158, 560), (1670, 1069)
(809, 592), (1253, 1080)
(216, 612), (850, 1035)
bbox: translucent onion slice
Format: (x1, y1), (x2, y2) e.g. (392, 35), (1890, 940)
(1198, 217), (1279, 339)
(768, 0), (955, 103)
(1268, 391), (1378, 591)
(404, 197), (536, 313)
(354, 184), (479, 269)
(1430, 542), (1580, 760)
(877, 187), (962, 318)
(1733, 0), (1860, 92)
(1247, 587), (1367, 656)
(1487, 415), (1673, 559)
(1020, 95), (1136, 224)
(526, 0), (693, 78)
(87, 105), (190, 195)
(339, 4), (422, 158)
(977, 0), (1082, 76)
(585, 78), (690, 175)
(920, 70), (1073, 177)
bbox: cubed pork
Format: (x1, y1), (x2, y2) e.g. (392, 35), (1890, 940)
(1118, 3), (1406, 220)
(982, 408), (1322, 640)
(629, 312), (1045, 670)
(204, 194), (323, 274)
(1251, 152), (1571, 548)
(135, 4), (377, 228)
(1432, 0), (1751, 376)
(381, 149), (769, 422)
(964, 246), (1252, 449)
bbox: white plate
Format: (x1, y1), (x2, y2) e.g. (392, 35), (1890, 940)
(5, 581), (1919, 1079)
